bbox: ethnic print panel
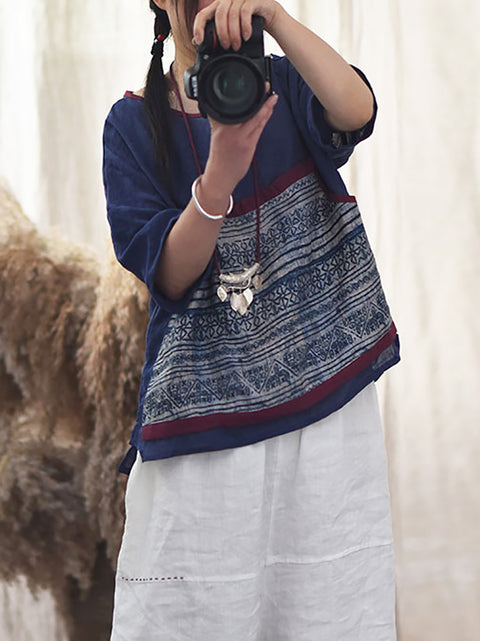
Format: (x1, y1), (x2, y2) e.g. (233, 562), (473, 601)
(141, 163), (394, 436)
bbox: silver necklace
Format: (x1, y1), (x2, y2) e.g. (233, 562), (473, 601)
(217, 262), (262, 316)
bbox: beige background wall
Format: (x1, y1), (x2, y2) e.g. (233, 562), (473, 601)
(1, 1), (479, 639)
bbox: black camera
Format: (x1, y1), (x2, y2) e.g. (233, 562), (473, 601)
(184, 15), (272, 124)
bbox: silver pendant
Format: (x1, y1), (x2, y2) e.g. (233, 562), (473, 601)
(243, 288), (254, 306)
(217, 263), (261, 316)
(230, 292), (246, 315)
(217, 284), (228, 302)
(252, 274), (262, 289)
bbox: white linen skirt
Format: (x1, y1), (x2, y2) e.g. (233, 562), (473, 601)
(110, 383), (397, 641)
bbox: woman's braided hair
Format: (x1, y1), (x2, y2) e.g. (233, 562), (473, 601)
(144, 1), (198, 189)
(144, 3), (173, 187)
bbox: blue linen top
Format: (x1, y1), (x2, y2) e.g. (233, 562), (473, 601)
(103, 55), (400, 474)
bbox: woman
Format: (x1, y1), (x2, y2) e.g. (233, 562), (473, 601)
(103, 1), (400, 639)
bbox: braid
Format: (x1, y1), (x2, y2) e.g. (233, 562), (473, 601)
(153, 3), (171, 39)
(143, 1), (199, 190)
(144, 3), (172, 189)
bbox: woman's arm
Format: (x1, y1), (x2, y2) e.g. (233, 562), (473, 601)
(268, 11), (374, 132)
(159, 1), (373, 302)
(155, 93), (278, 301)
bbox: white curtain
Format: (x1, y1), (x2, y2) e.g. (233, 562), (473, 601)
(1, 1), (479, 639)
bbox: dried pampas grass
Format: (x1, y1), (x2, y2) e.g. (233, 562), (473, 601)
(78, 245), (149, 562)
(0, 183), (148, 638)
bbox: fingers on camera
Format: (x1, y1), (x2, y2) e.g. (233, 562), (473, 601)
(195, 2), (254, 49)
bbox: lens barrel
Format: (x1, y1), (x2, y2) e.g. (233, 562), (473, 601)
(201, 56), (265, 123)
(184, 16), (271, 124)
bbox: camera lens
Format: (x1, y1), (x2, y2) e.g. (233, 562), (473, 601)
(213, 64), (253, 104)
(203, 56), (264, 123)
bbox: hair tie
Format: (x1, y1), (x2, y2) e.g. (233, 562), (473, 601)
(151, 33), (166, 57)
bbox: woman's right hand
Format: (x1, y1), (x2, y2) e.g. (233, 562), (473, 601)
(202, 92), (278, 196)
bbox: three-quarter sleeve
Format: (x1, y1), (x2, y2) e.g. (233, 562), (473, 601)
(103, 111), (209, 313)
(273, 56), (378, 169)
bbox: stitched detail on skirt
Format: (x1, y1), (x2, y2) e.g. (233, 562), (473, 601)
(120, 575), (185, 583)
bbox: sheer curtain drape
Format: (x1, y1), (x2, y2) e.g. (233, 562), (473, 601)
(1, 1), (479, 640)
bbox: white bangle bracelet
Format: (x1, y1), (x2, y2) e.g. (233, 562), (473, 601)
(191, 176), (234, 221)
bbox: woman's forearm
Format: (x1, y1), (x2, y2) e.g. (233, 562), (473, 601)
(154, 93), (278, 301)
(154, 175), (229, 301)
(269, 8), (374, 132)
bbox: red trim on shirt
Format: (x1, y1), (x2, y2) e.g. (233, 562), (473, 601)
(141, 323), (397, 441)
(124, 91), (145, 102)
(230, 158), (356, 219)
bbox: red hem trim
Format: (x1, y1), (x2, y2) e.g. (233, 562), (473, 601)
(141, 323), (397, 441)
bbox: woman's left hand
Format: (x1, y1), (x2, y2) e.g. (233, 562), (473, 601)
(193, 0), (284, 51)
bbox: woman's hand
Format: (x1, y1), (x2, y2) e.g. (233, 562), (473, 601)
(193, 1), (281, 191)
(202, 91), (278, 196)
(155, 90), (278, 302)
(193, 0), (284, 51)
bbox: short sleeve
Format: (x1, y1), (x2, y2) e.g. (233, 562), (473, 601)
(102, 110), (209, 313)
(273, 57), (378, 169)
